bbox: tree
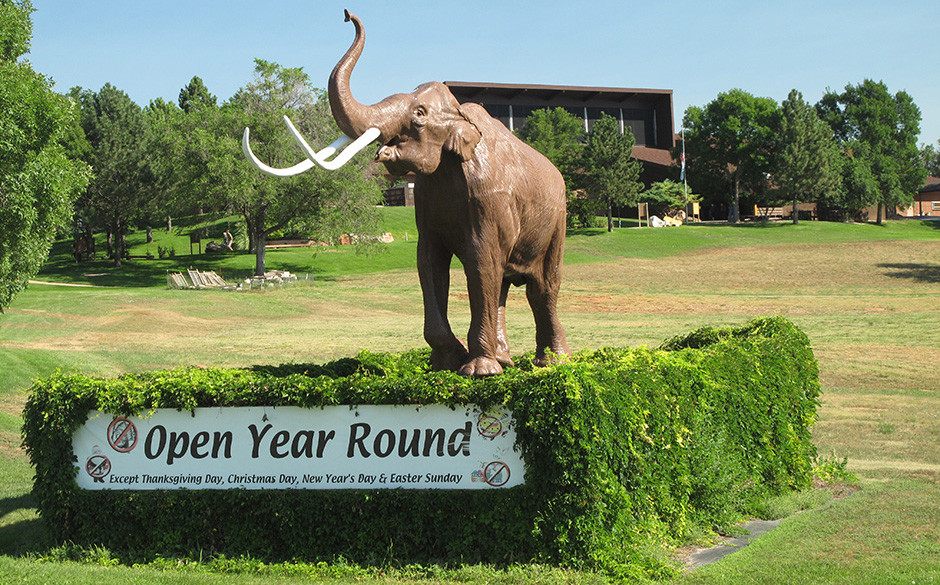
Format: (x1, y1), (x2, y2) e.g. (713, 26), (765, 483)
(72, 84), (153, 266)
(212, 59), (381, 275)
(683, 89), (781, 222)
(776, 90), (843, 224)
(640, 180), (700, 218)
(0, 0), (90, 312)
(920, 141), (940, 177)
(817, 80), (926, 224)
(518, 108), (585, 225)
(177, 75), (216, 113)
(517, 107), (584, 178)
(580, 113), (643, 232)
(517, 107), (586, 227)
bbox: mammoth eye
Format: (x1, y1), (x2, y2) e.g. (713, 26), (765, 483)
(414, 106), (428, 125)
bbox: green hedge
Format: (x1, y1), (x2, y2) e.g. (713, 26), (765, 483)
(22, 317), (819, 578)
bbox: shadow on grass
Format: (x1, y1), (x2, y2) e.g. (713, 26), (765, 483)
(0, 493), (50, 556)
(38, 248), (332, 288)
(878, 263), (940, 283)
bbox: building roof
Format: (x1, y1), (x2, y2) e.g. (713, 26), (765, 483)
(444, 81), (673, 103)
(920, 176), (940, 193)
(633, 145), (676, 168)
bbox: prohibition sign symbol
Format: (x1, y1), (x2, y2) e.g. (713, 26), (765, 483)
(477, 414), (503, 438)
(85, 455), (111, 483)
(107, 417), (138, 453)
(482, 461), (510, 487)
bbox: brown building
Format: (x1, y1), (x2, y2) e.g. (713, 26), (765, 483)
(382, 82), (678, 205)
(445, 81), (677, 185)
(898, 176), (940, 217)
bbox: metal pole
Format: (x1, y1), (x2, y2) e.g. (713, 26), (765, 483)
(681, 127), (689, 213)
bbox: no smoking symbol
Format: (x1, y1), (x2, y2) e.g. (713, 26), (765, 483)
(482, 461), (510, 487)
(85, 455), (111, 483)
(107, 417), (138, 453)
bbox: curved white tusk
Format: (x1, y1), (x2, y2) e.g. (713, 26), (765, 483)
(282, 116), (381, 171)
(241, 127), (315, 177)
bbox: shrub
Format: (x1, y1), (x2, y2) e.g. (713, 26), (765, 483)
(22, 317), (818, 578)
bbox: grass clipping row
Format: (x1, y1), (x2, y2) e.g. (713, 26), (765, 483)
(23, 316), (819, 579)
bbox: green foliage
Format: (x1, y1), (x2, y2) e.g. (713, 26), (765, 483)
(920, 141), (940, 177)
(0, 0), (90, 311)
(640, 180), (699, 217)
(0, 0), (31, 61)
(777, 90), (844, 223)
(682, 89), (781, 222)
(147, 61), (382, 277)
(580, 114), (643, 231)
(817, 79), (926, 222)
(71, 83), (152, 266)
(22, 317), (819, 579)
(177, 76), (216, 113)
(516, 107), (585, 196)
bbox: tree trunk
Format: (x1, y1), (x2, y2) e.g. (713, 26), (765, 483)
(112, 223), (123, 268)
(607, 200), (613, 232)
(244, 214), (257, 253)
(876, 202), (884, 225)
(252, 208), (267, 277)
(146, 227), (153, 243)
(792, 195), (800, 225)
(254, 230), (266, 276)
(732, 175), (741, 223)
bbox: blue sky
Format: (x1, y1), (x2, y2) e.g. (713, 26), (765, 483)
(26, 0), (939, 145)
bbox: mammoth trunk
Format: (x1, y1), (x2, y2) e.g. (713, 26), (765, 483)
(327, 10), (409, 143)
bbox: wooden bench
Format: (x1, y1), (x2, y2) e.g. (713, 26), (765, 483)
(754, 205), (789, 220)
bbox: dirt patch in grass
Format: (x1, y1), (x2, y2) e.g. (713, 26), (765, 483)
(565, 240), (939, 296)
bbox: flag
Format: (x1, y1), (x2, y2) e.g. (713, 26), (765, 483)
(680, 128), (687, 182)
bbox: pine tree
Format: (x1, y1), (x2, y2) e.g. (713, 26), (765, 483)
(581, 114), (643, 232)
(777, 90), (843, 224)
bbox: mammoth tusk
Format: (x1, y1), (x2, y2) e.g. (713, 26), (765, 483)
(242, 127), (315, 177)
(283, 117), (381, 171)
(241, 118), (381, 176)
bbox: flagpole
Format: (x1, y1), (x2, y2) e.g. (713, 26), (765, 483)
(681, 127), (688, 213)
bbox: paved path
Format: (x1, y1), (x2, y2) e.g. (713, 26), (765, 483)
(28, 280), (98, 287)
(686, 519), (782, 569)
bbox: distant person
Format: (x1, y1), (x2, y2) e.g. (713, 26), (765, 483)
(222, 229), (233, 251)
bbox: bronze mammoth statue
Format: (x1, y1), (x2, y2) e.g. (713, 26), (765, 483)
(243, 10), (570, 376)
(331, 10), (568, 376)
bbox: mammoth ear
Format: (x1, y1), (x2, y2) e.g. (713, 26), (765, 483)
(444, 103), (482, 162)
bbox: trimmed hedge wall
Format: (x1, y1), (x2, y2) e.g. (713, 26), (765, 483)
(22, 317), (819, 577)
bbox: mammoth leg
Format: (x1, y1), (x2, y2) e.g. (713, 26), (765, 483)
(459, 256), (505, 377)
(418, 236), (467, 371)
(527, 232), (569, 367)
(496, 279), (514, 367)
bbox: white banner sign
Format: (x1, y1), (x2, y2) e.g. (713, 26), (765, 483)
(72, 405), (523, 490)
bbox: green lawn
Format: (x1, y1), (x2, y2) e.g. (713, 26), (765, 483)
(2, 213), (939, 583)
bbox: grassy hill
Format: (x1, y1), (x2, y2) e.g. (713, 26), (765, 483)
(1, 212), (938, 584)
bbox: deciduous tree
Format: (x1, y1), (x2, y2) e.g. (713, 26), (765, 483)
(213, 60), (381, 275)
(920, 141), (940, 177)
(816, 79), (925, 224)
(517, 107), (586, 227)
(0, 0), (90, 311)
(683, 89), (780, 222)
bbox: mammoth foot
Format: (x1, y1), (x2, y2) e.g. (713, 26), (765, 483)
(532, 349), (570, 368)
(430, 342), (469, 372)
(458, 356), (504, 377)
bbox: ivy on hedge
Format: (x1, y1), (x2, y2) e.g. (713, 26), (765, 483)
(22, 316), (819, 578)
